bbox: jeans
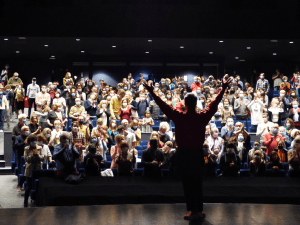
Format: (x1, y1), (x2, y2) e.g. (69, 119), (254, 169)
(28, 98), (37, 118)
(24, 177), (32, 204)
(15, 150), (23, 187)
(0, 109), (5, 130)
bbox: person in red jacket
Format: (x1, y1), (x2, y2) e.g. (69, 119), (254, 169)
(143, 75), (232, 221)
(190, 76), (202, 92)
(264, 123), (284, 156)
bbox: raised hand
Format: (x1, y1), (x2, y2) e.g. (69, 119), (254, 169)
(143, 81), (154, 93)
(222, 75), (233, 90)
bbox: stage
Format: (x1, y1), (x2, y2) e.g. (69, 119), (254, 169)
(36, 176), (300, 207)
(1, 203), (300, 225)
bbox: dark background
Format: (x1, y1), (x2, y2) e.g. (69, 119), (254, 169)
(0, 0), (299, 87)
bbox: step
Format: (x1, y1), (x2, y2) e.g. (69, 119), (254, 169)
(0, 166), (13, 175)
(0, 160), (5, 168)
(0, 155), (3, 160)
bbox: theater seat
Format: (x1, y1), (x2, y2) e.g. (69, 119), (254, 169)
(104, 161), (111, 168)
(138, 150), (143, 158)
(116, 120), (121, 126)
(266, 169), (286, 177)
(134, 168), (143, 176)
(244, 162), (248, 169)
(162, 168), (169, 176)
(106, 155), (112, 161)
(240, 169), (250, 176)
(67, 119), (72, 132)
(250, 141), (254, 148)
(137, 162), (143, 168)
(140, 141), (149, 146)
(135, 146), (144, 151)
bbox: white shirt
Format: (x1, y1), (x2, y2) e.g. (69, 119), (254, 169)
(247, 99), (264, 125)
(27, 83), (40, 98)
(256, 121), (273, 142)
(205, 136), (223, 152)
(53, 97), (66, 107)
(125, 131), (136, 150)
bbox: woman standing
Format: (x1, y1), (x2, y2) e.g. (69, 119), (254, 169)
(119, 98), (132, 122)
(34, 100), (51, 131)
(96, 100), (110, 127)
(23, 134), (43, 207)
(116, 141), (134, 176)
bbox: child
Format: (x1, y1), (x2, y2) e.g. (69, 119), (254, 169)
(142, 110), (154, 133)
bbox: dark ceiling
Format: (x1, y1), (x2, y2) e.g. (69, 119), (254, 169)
(0, 37), (299, 67)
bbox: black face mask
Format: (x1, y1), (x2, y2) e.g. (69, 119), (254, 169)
(278, 146), (283, 149)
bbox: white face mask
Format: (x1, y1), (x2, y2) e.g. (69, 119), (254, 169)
(72, 127), (78, 132)
(102, 104), (107, 108)
(213, 133), (218, 138)
(123, 103), (127, 106)
(112, 123), (116, 127)
(55, 94), (60, 98)
(42, 88), (47, 92)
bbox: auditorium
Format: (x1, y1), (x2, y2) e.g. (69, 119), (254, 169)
(1, 0), (300, 224)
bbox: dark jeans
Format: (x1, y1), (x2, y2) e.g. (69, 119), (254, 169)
(24, 177), (32, 204)
(28, 98), (37, 118)
(236, 115), (248, 121)
(176, 148), (203, 212)
(15, 150), (23, 187)
(0, 109), (5, 130)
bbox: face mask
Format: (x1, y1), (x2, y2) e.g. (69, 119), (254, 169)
(30, 141), (37, 147)
(79, 120), (84, 125)
(81, 81), (85, 84)
(210, 91), (214, 95)
(235, 126), (240, 131)
(42, 88), (47, 92)
(263, 118), (268, 122)
(214, 149), (219, 155)
(102, 91), (106, 94)
(254, 146), (259, 150)
(200, 99), (204, 103)
(161, 82), (165, 84)
(37, 141), (43, 146)
(279, 131), (284, 135)
(78, 89), (82, 93)
(280, 94), (284, 97)
(228, 122), (233, 127)
(55, 94), (60, 98)
(273, 128), (278, 134)
(76, 102), (81, 105)
(45, 134), (51, 138)
(14, 76), (18, 80)
(203, 148), (209, 154)
(260, 92), (264, 95)
(183, 91), (187, 94)
(100, 104), (106, 108)
(239, 94), (244, 98)
(91, 138), (97, 144)
(286, 123), (291, 127)
(197, 90), (201, 94)
(141, 97), (145, 101)
(111, 123), (116, 127)
(238, 136), (244, 141)
(89, 82), (93, 86)
(72, 127), (78, 132)
(296, 83), (299, 86)
(22, 119), (26, 124)
(260, 76), (264, 79)
(291, 94), (296, 97)
(224, 104), (229, 108)
(178, 85), (182, 88)
(132, 125), (138, 129)
(123, 103), (127, 106)
(183, 85), (187, 88)
(167, 95), (171, 99)
(24, 131), (30, 136)
(254, 155), (260, 160)
(32, 81), (36, 84)
(293, 105), (298, 109)
(213, 133), (218, 138)
(55, 125), (61, 129)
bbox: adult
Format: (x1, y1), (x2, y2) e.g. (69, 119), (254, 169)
(110, 134), (125, 169)
(256, 113), (273, 146)
(117, 124), (136, 150)
(70, 121), (86, 162)
(7, 72), (23, 90)
(143, 75), (232, 220)
(220, 117), (235, 141)
(0, 87), (9, 132)
(249, 150), (266, 177)
(190, 76), (202, 92)
(115, 141), (134, 176)
(12, 114), (27, 148)
(220, 143), (241, 177)
(110, 89), (125, 120)
(272, 70), (283, 91)
(28, 115), (41, 135)
(26, 77), (40, 118)
(96, 100), (110, 126)
(35, 85), (51, 111)
(69, 98), (85, 121)
(264, 123), (284, 156)
(247, 95), (264, 131)
(53, 132), (80, 178)
(288, 136), (300, 177)
(233, 91), (249, 120)
(256, 73), (270, 93)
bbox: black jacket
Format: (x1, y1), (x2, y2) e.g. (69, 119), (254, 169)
(141, 148), (165, 177)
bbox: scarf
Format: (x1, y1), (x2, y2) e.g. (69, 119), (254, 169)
(278, 149), (286, 162)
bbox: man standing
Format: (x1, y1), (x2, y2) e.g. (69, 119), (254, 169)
(143, 75), (232, 221)
(26, 77), (40, 119)
(256, 73), (270, 93)
(234, 91), (249, 121)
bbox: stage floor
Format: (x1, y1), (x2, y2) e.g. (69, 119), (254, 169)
(0, 203), (299, 225)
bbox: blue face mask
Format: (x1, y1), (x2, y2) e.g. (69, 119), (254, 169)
(238, 136), (244, 141)
(173, 81), (176, 84)
(161, 82), (165, 84)
(183, 85), (186, 88)
(293, 105), (298, 109)
(91, 139), (97, 144)
(183, 91), (187, 94)
(22, 119), (26, 124)
(72, 93), (76, 97)
(254, 146), (259, 150)
(32, 81), (36, 84)
(197, 90), (201, 94)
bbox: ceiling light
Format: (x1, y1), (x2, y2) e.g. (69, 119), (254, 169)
(273, 53), (277, 55)
(235, 57), (239, 59)
(81, 51), (85, 53)
(18, 37), (26, 40)
(76, 39), (80, 41)
(148, 40), (152, 42)
(112, 46), (116, 48)
(44, 45), (48, 47)
(239, 59), (245, 62)
(16, 51), (20, 53)
(209, 52), (213, 54)
(270, 40), (278, 42)
(180, 46), (184, 49)
(219, 40), (224, 43)
(4, 38), (8, 41)
(289, 41), (294, 44)
(247, 47), (251, 49)
(51, 56), (55, 58)
(145, 52), (149, 54)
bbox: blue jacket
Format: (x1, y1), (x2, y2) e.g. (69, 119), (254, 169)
(84, 100), (97, 116)
(137, 101), (149, 117)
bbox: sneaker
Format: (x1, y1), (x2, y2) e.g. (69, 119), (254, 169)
(183, 212), (205, 221)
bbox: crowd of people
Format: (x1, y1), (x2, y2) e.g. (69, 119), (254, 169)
(1, 69), (300, 207)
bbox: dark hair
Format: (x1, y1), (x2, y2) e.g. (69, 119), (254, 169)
(149, 138), (158, 148)
(117, 125), (126, 132)
(184, 94), (197, 110)
(88, 145), (97, 154)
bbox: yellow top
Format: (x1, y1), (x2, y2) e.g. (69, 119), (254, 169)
(110, 96), (122, 115)
(79, 124), (90, 143)
(69, 105), (85, 117)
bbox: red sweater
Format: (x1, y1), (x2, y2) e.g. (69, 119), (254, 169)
(150, 87), (225, 149)
(119, 106), (132, 122)
(190, 82), (202, 91)
(264, 133), (284, 156)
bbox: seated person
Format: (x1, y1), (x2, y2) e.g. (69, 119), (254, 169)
(160, 141), (176, 176)
(288, 136), (300, 177)
(203, 143), (217, 177)
(141, 138), (164, 177)
(84, 144), (105, 176)
(248, 141), (267, 165)
(53, 132), (80, 178)
(158, 122), (171, 144)
(267, 151), (283, 175)
(211, 146), (221, 162)
(220, 143), (240, 177)
(205, 128), (223, 152)
(116, 141), (135, 176)
(274, 141), (288, 163)
(278, 126), (291, 148)
(249, 150), (266, 177)
(221, 117), (235, 142)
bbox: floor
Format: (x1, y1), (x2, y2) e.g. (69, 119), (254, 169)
(1, 203), (300, 225)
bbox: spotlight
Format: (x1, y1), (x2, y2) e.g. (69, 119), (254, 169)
(148, 40), (152, 42)
(44, 45), (48, 47)
(4, 38), (8, 41)
(76, 39), (80, 41)
(247, 47), (251, 49)
(219, 40), (223, 43)
(180, 46), (184, 49)
(112, 46), (116, 48)
(81, 51), (85, 53)
(16, 51), (20, 53)
(209, 52), (213, 54)
(145, 52), (149, 54)
(289, 41), (294, 44)
(51, 55), (55, 58)
(235, 57), (239, 59)
(273, 53), (277, 55)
